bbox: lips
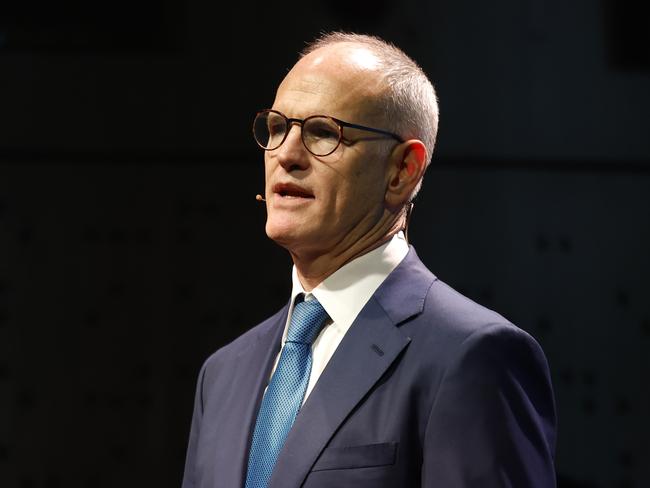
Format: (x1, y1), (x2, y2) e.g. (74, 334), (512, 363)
(272, 182), (315, 199)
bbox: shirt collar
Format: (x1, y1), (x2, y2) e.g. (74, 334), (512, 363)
(288, 232), (409, 332)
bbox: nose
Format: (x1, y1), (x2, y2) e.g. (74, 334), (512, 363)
(274, 123), (310, 172)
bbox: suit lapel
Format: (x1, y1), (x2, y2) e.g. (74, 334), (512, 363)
(213, 305), (288, 488)
(268, 249), (435, 488)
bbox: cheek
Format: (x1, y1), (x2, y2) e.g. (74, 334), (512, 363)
(264, 155), (273, 181)
(330, 171), (384, 218)
(350, 162), (387, 200)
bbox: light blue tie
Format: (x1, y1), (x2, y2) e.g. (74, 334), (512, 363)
(244, 296), (329, 488)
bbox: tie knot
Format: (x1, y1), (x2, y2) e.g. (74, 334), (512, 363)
(286, 297), (329, 344)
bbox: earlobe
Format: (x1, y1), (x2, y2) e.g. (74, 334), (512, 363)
(385, 140), (427, 209)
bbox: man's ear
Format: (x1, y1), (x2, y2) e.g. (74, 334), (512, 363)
(385, 139), (428, 210)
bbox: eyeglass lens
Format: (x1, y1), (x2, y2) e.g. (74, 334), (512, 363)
(253, 111), (341, 156)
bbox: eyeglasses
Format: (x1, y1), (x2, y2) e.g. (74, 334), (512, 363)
(253, 109), (404, 157)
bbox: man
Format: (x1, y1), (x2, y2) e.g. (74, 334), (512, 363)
(182, 32), (556, 488)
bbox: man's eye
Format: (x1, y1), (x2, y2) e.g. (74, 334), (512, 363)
(307, 122), (338, 140)
(268, 123), (286, 137)
(268, 123), (284, 135)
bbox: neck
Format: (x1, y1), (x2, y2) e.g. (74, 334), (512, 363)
(290, 214), (404, 292)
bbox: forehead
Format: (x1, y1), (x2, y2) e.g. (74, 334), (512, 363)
(272, 44), (386, 122)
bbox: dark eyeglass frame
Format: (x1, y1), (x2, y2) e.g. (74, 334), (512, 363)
(253, 109), (405, 157)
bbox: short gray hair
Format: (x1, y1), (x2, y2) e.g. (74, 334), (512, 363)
(301, 32), (439, 199)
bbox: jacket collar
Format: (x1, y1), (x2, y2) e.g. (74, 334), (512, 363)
(268, 247), (436, 488)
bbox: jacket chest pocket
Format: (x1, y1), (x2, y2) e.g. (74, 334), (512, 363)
(311, 442), (397, 472)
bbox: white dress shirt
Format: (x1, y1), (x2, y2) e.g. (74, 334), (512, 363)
(268, 232), (409, 404)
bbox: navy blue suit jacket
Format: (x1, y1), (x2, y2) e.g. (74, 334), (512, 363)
(182, 248), (557, 487)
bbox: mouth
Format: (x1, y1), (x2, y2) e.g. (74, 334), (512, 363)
(272, 182), (315, 199)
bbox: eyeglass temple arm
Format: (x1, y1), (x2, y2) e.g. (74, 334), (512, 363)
(338, 121), (404, 142)
(404, 202), (414, 244)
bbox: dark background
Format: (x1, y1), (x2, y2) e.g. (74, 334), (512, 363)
(1, 0), (649, 486)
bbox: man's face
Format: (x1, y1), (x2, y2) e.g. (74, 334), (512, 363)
(264, 44), (394, 259)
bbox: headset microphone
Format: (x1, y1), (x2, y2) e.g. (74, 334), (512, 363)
(255, 194), (266, 202)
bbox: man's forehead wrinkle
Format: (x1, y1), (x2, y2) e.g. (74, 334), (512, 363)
(279, 78), (323, 99)
(292, 75), (327, 94)
(278, 74), (366, 111)
(274, 76), (330, 113)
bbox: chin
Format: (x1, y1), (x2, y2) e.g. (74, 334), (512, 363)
(265, 219), (325, 256)
(265, 220), (301, 248)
